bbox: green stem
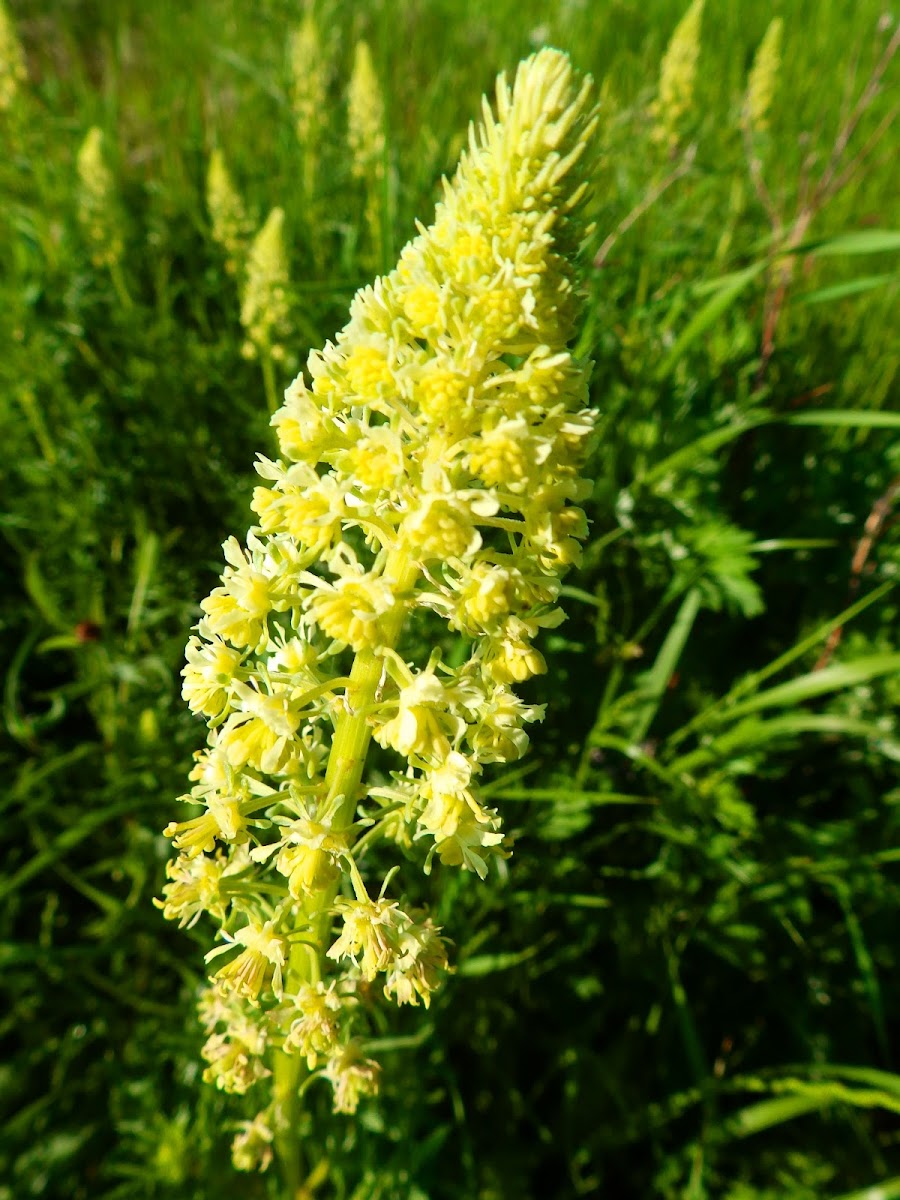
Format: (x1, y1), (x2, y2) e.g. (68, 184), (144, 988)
(630, 586), (702, 745)
(260, 344), (279, 417)
(273, 891), (325, 1195)
(16, 390), (57, 465)
(322, 548), (419, 830)
(109, 260), (133, 310)
(272, 547), (419, 1193)
(273, 1019), (304, 1196)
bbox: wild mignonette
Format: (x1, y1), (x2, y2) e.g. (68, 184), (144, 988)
(347, 39), (385, 184)
(650, 0), (704, 152)
(240, 206), (292, 413)
(76, 125), (132, 308)
(240, 208), (290, 360)
(160, 46), (598, 1181)
(347, 39), (386, 257)
(206, 148), (252, 276)
(0, 0), (25, 113)
(744, 17), (783, 137)
(290, 9), (328, 173)
(76, 127), (123, 270)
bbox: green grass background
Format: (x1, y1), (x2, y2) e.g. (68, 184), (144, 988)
(1, 1), (899, 1196)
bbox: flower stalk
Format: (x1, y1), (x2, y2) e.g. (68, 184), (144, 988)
(76, 126), (131, 307)
(207, 148), (252, 276)
(0, 0), (26, 113)
(347, 39), (387, 264)
(290, 7), (329, 204)
(650, 0), (705, 153)
(160, 46), (599, 1184)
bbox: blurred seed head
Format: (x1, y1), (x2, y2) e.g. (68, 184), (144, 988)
(745, 17), (783, 136)
(76, 126), (124, 269)
(207, 148), (252, 275)
(240, 207), (290, 360)
(347, 39), (385, 182)
(0, 0), (26, 113)
(650, 0), (705, 152)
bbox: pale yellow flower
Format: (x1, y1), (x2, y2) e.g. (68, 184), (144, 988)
(745, 17), (783, 135)
(347, 40), (384, 181)
(282, 981), (344, 1068)
(154, 848), (247, 927)
(323, 1041), (380, 1114)
(0, 0), (26, 112)
(650, 0), (705, 151)
(207, 919), (287, 1001)
(76, 127), (123, 268)
(240, 207), (290, 360)
(206, 148), (251, 274)
(200, 987), (270, 1094)
(289, 10), (327, 152)
(231, 1111), (274, 1173)
(163, 48), (599, 1146)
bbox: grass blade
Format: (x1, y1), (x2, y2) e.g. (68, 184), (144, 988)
(657, 262), (767, 378)
(723, 654), (900, 719)
(796, 273), (900, 305)
(797, 229), (900, 256)
(783, 410), (900, 429)
(667, 581), (895, 748)
(630, 587), (702, 743)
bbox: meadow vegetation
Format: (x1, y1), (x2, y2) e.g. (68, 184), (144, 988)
(1, 1), (898, 1197)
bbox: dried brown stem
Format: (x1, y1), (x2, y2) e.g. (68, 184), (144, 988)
(829, 101), (899, 197)
(814, 25), (900, 206)
(814, 475), (900, 670)
(751, 26), (898, 392)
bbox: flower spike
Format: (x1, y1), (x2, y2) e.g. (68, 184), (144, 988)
(160, 46), (598, 1172)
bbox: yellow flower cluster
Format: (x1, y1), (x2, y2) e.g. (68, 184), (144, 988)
(207, 148), (252, 275)
(347, 40), (384, 182)
(0, 0), (25, 112)
(76, 127), (123, 269)
(290, 9), (328, 156)
(204, 152), (291, 411)
(160, 47), (597, 1156)
(650, 0), (705, 152)
(347, 38), (386, 258)
(745, 17), (783, 136)
(240, 206), (291, 363)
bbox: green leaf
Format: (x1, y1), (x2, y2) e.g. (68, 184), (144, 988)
(657, 261), (767, 378)
(631, 587), (702, 743)
(668, 581), (895, 748)
(723, 1093), (826, 1138)
(724, 655), (900, 719)
(783, 409), (900, 429)
(0, 801), (155, 902)
(785, 1063), (900, 1099)
(672, 714), (899, 773)
(796, 273), (900, 305)
(492, 788), (654, 806)
(635, 410), (771, 491)
(719, 1070), (900, 1143)
(749, 538), (838, 552)
(799, 229), (900, 256)
(457, 944), (543, 977)
(832, 882), (889, 1059)
(22, 554), (69, 630)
